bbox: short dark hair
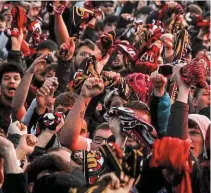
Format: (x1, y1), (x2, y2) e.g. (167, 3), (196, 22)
(37, 40), (58, 52)
(124, 101), (151, 120)
(93, 122), (110, 137)
(134, 6), (154, 16)
(75, 39), (95, 56)
(188, 118), (200, 129)
(54, 92), (76, 109)
(104, 15), (119, 25)
(0, 62), (24, 82)
(94, 21), (105, 31)
(26, 154), (74, 183)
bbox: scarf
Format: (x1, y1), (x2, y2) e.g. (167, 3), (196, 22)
(104, 107), (157, 150)
(150, 137), (193, 193)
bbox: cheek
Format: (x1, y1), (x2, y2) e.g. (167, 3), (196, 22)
(75, 55), (82, 63)
(15, 80), (21, 86)
(199, 97), (209, 104)
(191, 136), (203, 149)
(1, 81), (7, 88)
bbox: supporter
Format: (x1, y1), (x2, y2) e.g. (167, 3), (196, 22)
(192, 87), (210, 118)
(0, 14), (8, 60)
(104, 15), (119, 33)
(91, 122), (114, 150)
(99, 1), (117, 17)
(0, 63), (23, 133)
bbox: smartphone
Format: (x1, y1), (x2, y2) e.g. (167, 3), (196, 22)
(158, 64), (173, 78)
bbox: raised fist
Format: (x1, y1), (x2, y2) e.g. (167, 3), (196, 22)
(80, 77), (104, 98)
(8, 121), (27, 136)
(17, 134), (38, 154)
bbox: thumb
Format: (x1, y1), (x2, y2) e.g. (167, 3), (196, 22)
(124, 178), (135, 191)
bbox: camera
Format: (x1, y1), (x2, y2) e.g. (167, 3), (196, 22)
(45, 55), (54, 64)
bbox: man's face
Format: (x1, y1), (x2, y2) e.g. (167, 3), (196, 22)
(0, 20), (6, 32)
(74, 46), (94, 70)
(55, 105), (72, 114)
(99, 2), (116, 16)
(193, 88), (210, 112)
(1, 72), (21, 100)
(3, 11), (12, 22)
(111, 52), (124, 71)
(104, 22), (117, 33)
(91, 128), (113, 150)
(188, 124), (204, 158)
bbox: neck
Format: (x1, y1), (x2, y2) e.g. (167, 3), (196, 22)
(1, 95), (12, 107)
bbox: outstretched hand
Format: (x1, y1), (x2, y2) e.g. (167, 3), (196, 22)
(27, 53), (47, 74)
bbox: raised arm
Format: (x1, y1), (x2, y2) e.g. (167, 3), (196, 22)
(60, 77), (104, 151)
(53, 1), (69, 45)
(12, 54), (47, 121)
(150, 71), (171, 138)
(36, 77), (58, 115)
(166, 64), (190, 139)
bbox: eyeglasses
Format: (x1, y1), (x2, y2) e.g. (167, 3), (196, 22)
(93, 135), (115, 144)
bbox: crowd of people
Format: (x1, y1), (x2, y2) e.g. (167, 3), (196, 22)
(0, 1), (210, 193)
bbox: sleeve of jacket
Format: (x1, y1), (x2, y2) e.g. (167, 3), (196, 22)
(7, 50), (26, 71)
(150, 92), (171, 138)
(166, 101), (189, 139)
(55, 59), (72, 96)
(7, 134), (21, 148)
(3, 173), (28, 193)
(7, 50), (22, 62)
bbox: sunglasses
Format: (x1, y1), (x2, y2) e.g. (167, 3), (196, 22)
(93, 135), (115, 144)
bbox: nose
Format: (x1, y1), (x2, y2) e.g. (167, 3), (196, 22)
(101, 139), (107, 145)
(9, 77), (16, 84)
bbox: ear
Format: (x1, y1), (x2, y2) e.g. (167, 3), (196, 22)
(28, 183), (34, 193)
(192, 97), (198, 108)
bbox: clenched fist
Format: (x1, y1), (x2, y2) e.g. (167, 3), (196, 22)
(80, 77), (104, 98)
(150, 71), (167, 97)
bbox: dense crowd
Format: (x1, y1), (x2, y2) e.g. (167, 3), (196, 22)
(0, 1), (210, 193)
